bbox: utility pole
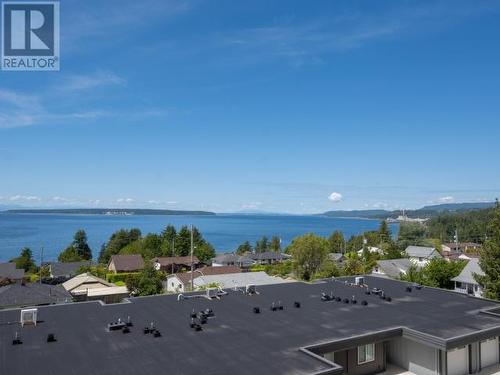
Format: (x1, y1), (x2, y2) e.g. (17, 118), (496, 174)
(190, 224), (194, 291)
(39, 247), (44, 284)
(454, 228), (459, 253)
(171, 237), (175, 275)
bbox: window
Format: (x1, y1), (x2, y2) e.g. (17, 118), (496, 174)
(358, 344), (375, 365)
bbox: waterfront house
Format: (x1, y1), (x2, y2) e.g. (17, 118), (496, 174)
(250, 251), (290, 265)
(404, 245), (442, 267)
(372, 258), (412, 279)
(151, 256), (200, 273)
(211, 253), (254, 269)
(108, 254), (144, 273)
(452, 258), (485, 297)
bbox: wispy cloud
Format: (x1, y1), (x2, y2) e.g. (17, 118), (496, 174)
(57, 71), (126, 91)
(438, 196), (455, 203)
(9, 195), (42, 202)
(328, 192), (343, 203)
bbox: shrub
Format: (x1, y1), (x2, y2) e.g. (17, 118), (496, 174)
(106, 272), (138, 283)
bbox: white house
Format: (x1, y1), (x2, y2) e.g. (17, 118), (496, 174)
(372, 259), (412, 279)
(357, 246), (384, 257)
(452, 258), (485, 297)
(404, 246), (442, 267)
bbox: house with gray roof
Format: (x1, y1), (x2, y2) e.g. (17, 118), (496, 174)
(452, 258), (485, 297)
(211, 253), (254, 269)
(250, 251), (290, 265)
(0, 282), (71, 309)
(404, 245), (442, 267)
(0, 262), (25, 282)
(48, 261), (92, 280)
(372, 258), (412, 279)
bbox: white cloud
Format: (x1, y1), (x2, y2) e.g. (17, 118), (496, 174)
(116, 198), (135, 203)
(328, 192), (343, 203)
(438, 196), (455, 203)
(58, 71), (126, 91)
(9, 195), (41, 202)
(240, 202), (263, 210)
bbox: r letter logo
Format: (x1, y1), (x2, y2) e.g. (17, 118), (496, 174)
(2, 1), (60, 71)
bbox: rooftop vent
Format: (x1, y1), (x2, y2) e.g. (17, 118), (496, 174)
(246, 284), (257, 295)
(126, 316), (133, 327)
(143, 322), (156, 334)
(321, 292), (334, 301)
(12, 332), (22, 346)
(294, 301), (301, 308)
(46, 333), (56, 342)
(122, 326), (130, 334)
(190, 318), (202, 331)
(335, 297), (341, 302)
(270, 301), (283, 311)
(406, 286), (413, 292)
(354, 276), (365, 286)
(253, 307), (260, 314)
(108, 318), (126, 331)
(415, 285), (422, 290)
(361, 300), (368, 306)
(351, 295), (357, 304)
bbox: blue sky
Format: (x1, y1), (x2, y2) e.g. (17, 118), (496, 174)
(1, 0), (500, 214)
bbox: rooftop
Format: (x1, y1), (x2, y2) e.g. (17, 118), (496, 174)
(451, 258), (485, 285)
(0, 262), (25, 280)
(109, 254), (144, 271)
(0, 282), (71, 309)
(1, 276), (499, 375)
(375, 259), (412, 278)
(404, 245), (439, 258)
(49, 261), (92, 278)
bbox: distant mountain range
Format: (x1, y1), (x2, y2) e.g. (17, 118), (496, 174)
(3, 208), (216, 216)
(320, 202), (496, 219)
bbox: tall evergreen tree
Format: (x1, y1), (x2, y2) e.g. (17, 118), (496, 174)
(379, 221), (391, 243)
(328, 231), (345, 253)
(255, 236), (269, 253)
(236, 241), (252, 255)
(476, 200), (500, 300)
(269, 236), (281, 253)
(73, 229), (92, 260)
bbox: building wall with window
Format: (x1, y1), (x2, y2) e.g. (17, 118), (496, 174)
(324, 342), (385, 375)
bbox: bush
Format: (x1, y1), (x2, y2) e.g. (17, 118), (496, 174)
(106, 272), (138, 283)
(114, 281), (126, 287)
(250, 265), (266, 272)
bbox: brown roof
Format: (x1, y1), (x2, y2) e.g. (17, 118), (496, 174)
(173, 266), (242, 286)
(109, 254), (144, 272)
(151, 256), (199, 267)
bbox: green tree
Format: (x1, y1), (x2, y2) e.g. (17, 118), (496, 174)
(58, 246), (82, 262)
(379, 221), (392, 244)
(476, 200), (500, 300)
(255, 236), (269, 253)
(126, 265), (164, 296)
(342, 257), (364, 276)
(269, 236), (281, 252)
(15, 247), (37, 273)
(286, 233), (329, 281)
(175, 226), (192, 256)
(98, 228), (142, 264)
(73, 229), (92, 260)
(236, 241), (252, 255)
(346, 235), (364, 253)
(160, 225), (177, 256)
(328, 231), (345, 253)
(423, 258), (466, 289)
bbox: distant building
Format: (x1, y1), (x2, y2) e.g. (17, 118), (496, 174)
(357, 247), (384, 257)
(442, 242), (481, 254)
(165, 270), (287, 293)
(328, 253), (346, 266)
(165, 265), (242, 293)
(0, 262), (25, 283)
(452, 258), (485, 297)
(404, 246), (442, 267)
(0, 282), (71, 309)
(48, 261), (92, 280)
(249, 252), (290, 265)
(151, 256), (200, 273)
(211, 253), (254, 268)
(372, 259), (412, 279)
(108, 254), (144, 273)
(62, 273), (129, 303)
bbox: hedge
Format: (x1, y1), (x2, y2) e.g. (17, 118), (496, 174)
(106, 272), (138, 283)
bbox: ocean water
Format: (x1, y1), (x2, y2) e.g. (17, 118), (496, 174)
(0, 213), (398, 262)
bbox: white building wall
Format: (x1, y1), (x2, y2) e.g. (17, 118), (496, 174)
(165, 276), (185, 293)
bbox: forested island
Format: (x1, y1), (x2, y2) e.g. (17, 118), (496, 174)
(4, 208), (216, 216)
(321, 202), (495, 219)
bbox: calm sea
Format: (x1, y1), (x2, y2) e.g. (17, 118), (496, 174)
(0, 213), (398, 262)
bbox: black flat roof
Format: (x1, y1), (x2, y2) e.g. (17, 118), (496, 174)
(1, 276), (500, 375)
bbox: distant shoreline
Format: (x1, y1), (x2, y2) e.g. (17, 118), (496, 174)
(2, 208), (216, 216)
